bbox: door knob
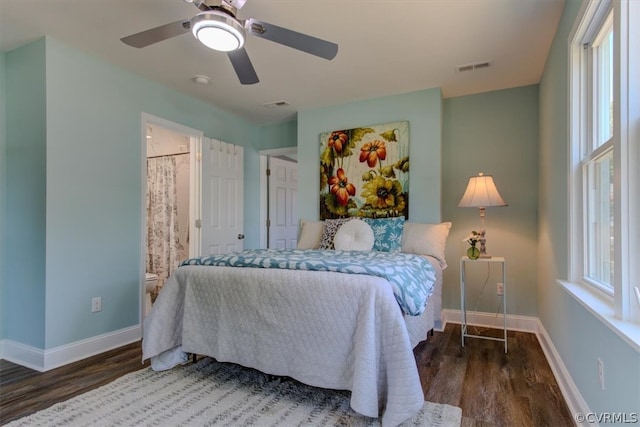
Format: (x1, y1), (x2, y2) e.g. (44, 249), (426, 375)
(237, 233), (245, 240)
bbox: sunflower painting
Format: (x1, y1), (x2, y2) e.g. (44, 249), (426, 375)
(320, 121), (409, 220)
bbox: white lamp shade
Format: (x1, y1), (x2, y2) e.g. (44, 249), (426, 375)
(191, 11), (245, 52)
(458, 173), (507, 208)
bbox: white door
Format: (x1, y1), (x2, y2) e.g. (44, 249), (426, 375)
(268, 156), (298, 249)
(201, 137), (244, 254)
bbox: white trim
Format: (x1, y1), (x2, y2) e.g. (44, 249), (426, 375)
(441, 310), (591, 424)
(189, 135), (202, 258)
(0, 340), (44, 371)
(441, 309), (539, 333)
(259, 147), (298, 157)
(0, 325), (141, 372)
(535, 319), (593, 427)
(259, 155), (268, 248)
(567, 16), (586, 286)
(619, 0), (640, 322)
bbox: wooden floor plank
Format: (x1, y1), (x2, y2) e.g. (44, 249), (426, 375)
(0, 324), (574, 426)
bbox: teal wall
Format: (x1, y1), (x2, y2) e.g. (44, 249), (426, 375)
(3, 37), (261, 349)
(259, 119), (297, 151)
(297, 88), (442, 223)
(442, 86), (539, 315)
(2, 7), (638, 415)
(0, 51), (6, 340)
(5, 39), (47, 348)
(296, 84), (542, 317)
(538, 0), (640, 416)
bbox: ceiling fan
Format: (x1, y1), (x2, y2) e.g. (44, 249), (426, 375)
(120, 0), (338, 85)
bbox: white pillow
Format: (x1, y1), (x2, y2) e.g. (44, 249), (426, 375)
(401, 222), (452, 268)
(297, 220), (324, 249)
(334, 219), (375, 251)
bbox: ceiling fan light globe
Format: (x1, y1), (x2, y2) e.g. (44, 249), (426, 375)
(196, 26), (243, 51)
(191, 11), (245, 52)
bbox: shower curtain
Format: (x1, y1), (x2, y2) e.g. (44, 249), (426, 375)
(146, 156), (183, 290)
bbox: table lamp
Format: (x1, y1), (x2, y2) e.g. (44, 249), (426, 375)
(458, 172), (507, 258)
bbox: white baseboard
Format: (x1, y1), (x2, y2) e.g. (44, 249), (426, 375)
(535, 319), (592, 427)
(441, 308), (540, 333)
(0, 325), (141, 372)
(441, 309), (589, 426)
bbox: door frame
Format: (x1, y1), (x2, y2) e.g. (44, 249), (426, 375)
(140, 113), (203, 325)
(259, 147), (298, 248)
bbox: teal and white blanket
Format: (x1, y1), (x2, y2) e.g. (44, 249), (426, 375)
(181, 249), (436, 316)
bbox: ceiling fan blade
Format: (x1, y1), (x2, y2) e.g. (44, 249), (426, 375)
(121, 19), (191, 48)
(246, 19), (338, 60)
(227, 48), (259, 85)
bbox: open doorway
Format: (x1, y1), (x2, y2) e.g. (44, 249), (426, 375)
(140, 114), (202, 321)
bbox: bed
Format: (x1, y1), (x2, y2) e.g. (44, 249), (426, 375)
(142, 219), (451, 427)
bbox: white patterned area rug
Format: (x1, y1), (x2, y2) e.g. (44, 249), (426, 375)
(7, 357), (462, 427)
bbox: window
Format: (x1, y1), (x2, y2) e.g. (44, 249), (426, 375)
(583, 11), (614, 294)
(584, 148), (613, 292)
(569, 0), (640, 324)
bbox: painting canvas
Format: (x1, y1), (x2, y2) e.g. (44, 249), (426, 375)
(320, 121), (409, 219)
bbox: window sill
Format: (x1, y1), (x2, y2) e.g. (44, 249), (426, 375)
(556, 280), (640, 353)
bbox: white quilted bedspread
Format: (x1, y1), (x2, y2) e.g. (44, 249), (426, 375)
(142, 265), (425, 427)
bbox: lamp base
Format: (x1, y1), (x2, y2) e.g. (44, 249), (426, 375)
(478, 231), (491, 258)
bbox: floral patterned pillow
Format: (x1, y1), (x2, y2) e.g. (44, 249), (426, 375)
(318, 218), (351, 250)
(362, 216), (405, 252)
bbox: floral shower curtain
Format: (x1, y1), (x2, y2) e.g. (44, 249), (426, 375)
(146, 156), (183, 290)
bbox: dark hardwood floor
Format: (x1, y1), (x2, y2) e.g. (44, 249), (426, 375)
(0, 343), (150, 425)
(0, 323), (574, 426)
(417, 324), (574, 426)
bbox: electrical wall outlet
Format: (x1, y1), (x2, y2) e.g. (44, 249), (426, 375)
(597, 357), (605, 390)
(91, 297), (102, 313)
(496, 282), (504, 296)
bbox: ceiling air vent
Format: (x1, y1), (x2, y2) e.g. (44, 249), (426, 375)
(262, 100), (290, 109)
(456, 60), (492, 73)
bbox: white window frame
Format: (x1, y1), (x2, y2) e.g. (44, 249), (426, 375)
(581, 6), (614, 296)
(566, 0), (640, 342)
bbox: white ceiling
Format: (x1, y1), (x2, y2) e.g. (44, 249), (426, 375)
(0, 0), (564, 125)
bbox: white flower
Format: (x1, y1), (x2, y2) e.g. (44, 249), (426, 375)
(463, 230), (482, 246)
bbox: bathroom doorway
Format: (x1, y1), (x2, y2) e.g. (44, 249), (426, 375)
(141, 114), (203, 322)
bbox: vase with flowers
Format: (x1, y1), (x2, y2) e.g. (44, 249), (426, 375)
(463, 231), (482, 260)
